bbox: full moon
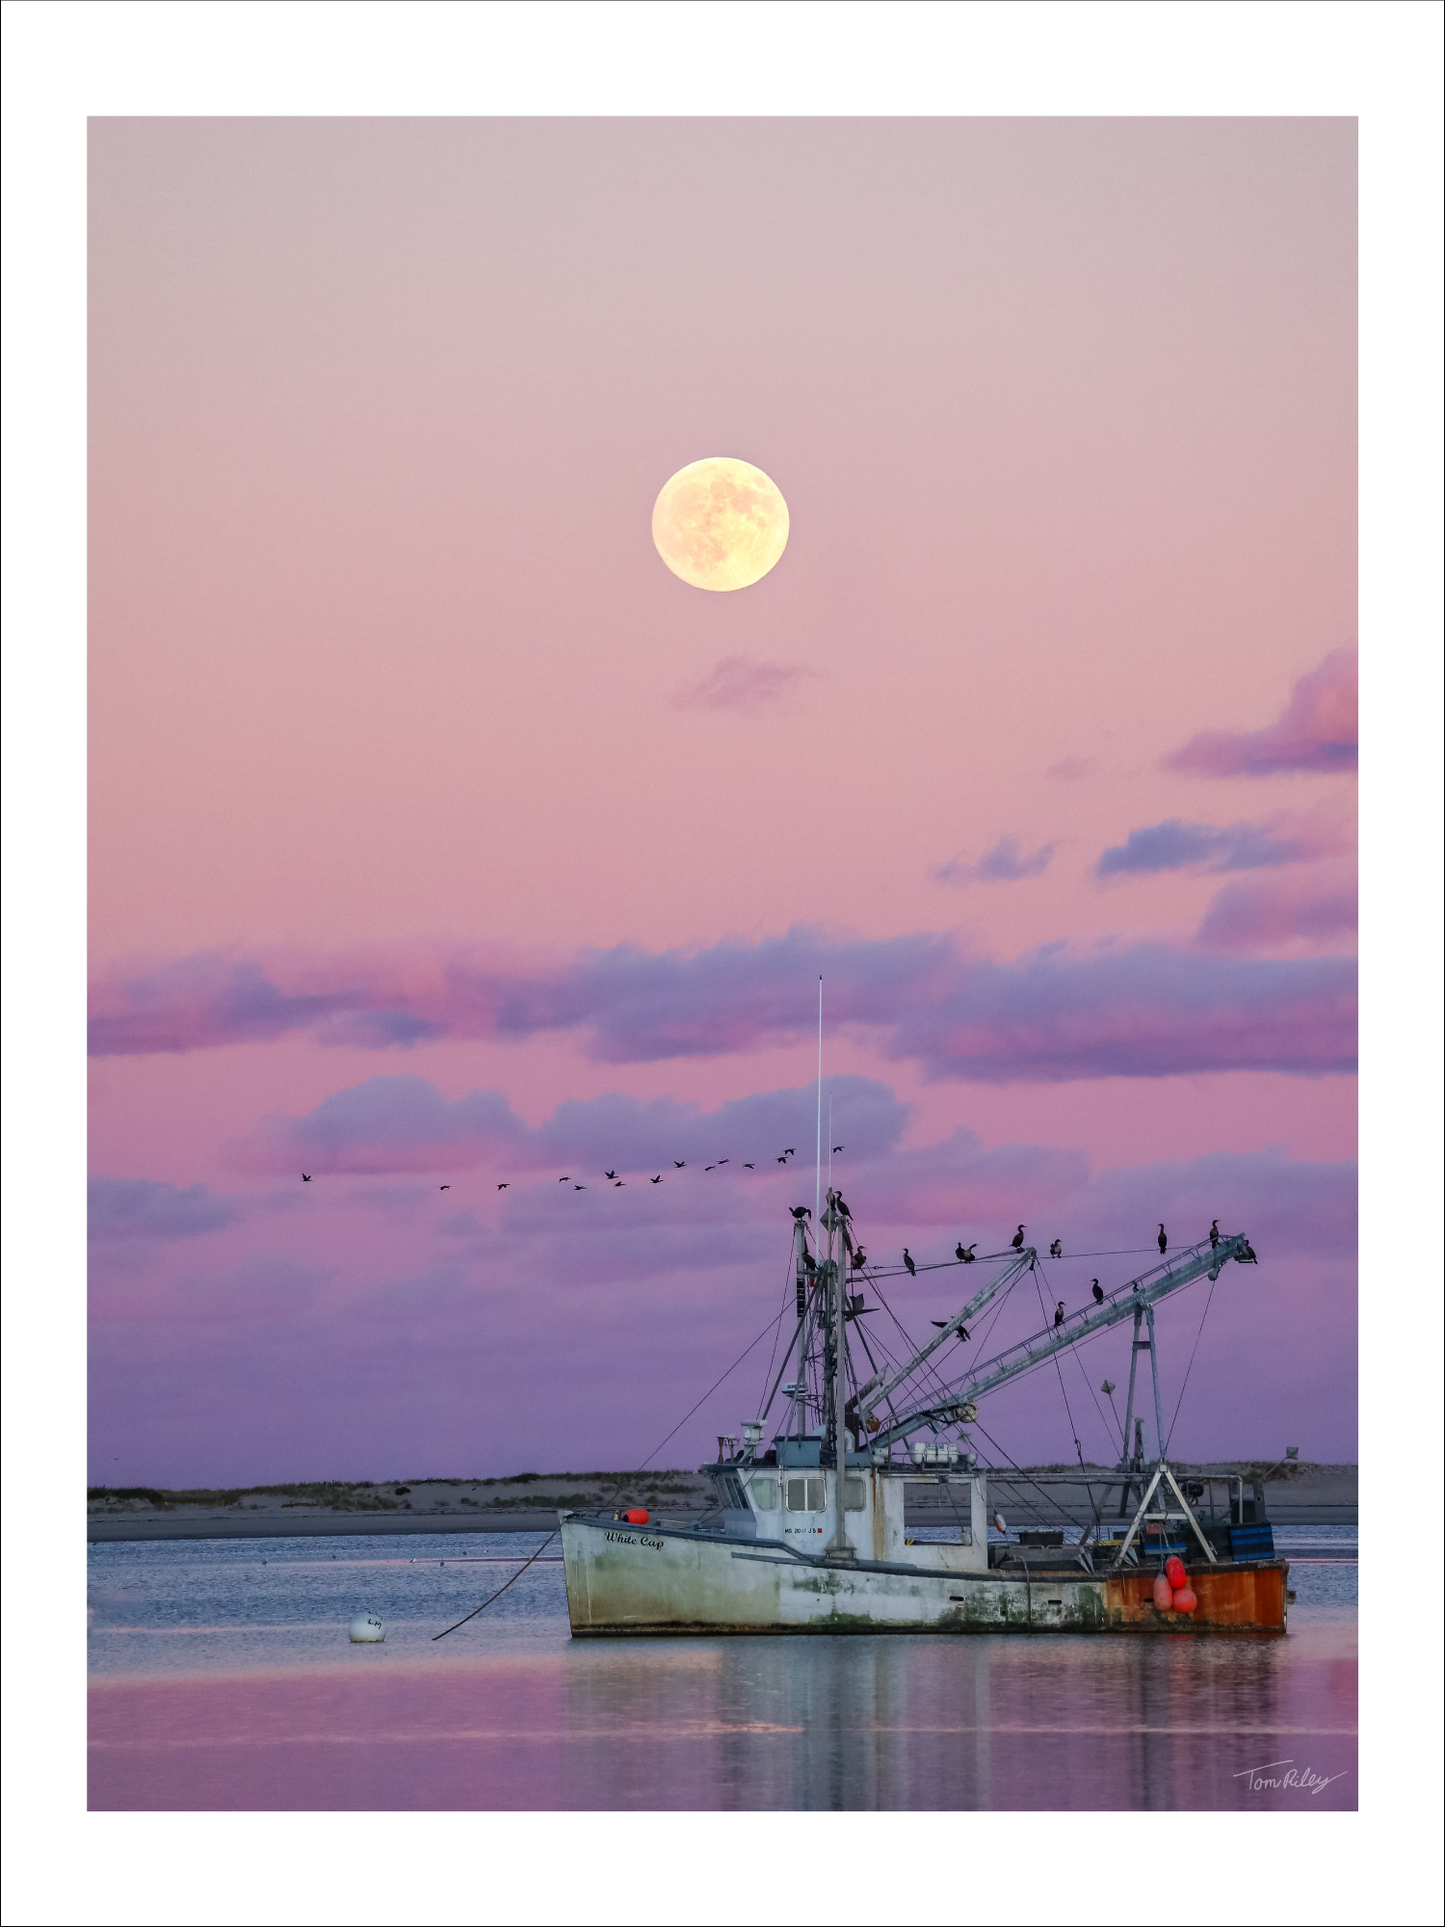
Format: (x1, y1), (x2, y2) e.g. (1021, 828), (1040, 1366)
(651, 457), (789, 591)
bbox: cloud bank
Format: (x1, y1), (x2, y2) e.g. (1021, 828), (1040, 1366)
(1165, 646), (1357, 777)
(90, 930), (1356, 1081)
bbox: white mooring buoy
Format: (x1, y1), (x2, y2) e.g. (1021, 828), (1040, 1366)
(348, 1612), (385, 1643)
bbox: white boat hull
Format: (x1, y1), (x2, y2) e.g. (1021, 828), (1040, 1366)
(560, 1516), (1288, 1636)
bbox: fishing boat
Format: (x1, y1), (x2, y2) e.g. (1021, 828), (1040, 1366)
(560, 1187), (1288, 1637)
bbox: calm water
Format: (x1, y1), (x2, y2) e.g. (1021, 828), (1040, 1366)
(88, 1527), (1356, 1811)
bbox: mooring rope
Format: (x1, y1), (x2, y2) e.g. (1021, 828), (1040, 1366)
(433, 1529), (559, 1640)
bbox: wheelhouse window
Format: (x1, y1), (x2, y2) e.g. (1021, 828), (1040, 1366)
(749, 1477), (778, 1511)
(786, 1477), (826, 1512)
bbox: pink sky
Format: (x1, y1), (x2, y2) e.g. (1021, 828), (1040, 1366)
(88, 119), (1356, 1483)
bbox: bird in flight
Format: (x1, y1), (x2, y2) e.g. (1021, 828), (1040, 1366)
(1011, 1225), (1026, 1250)
(718, 1158), (729, 1165)
(574, 1184), (586, 1191)
(604, 1170), (618, 1181)
(440, 1185), (451, 1191)
(301, 1173), (312, 1183)
(902, 1248), (916, 1276)
(743, 1162), (754, 1169)
(782, 1147), (796, 1157)
(650, 1175), (663, 1184)
(833, 1145), (845, 1154)
(705, 1165), (715, 1172)
(497, 1182), (509, 1190)
(613, 1181), (624, 1187)
(776, 1155), (789, 1164)
(558, 1176), (570, 1183)
(1054, 1301), (1066, 1328)
(1157, 1224), (1168, 1254)
(1049, 1238), (1062, 1257)
(1092, 1279), (1104, 1303)
(1209, 1219), (1220, 1248)
(674, 1161), (686, 1169)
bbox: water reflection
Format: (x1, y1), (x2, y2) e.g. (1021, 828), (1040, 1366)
(88, 1533), (1356, 1812)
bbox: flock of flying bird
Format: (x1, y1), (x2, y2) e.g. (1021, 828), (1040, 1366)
(301, 1164), (1228, 1325)
(299, 1143), (840, 1194)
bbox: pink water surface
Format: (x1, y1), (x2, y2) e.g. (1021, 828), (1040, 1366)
(90, 1621), (1356, 1812)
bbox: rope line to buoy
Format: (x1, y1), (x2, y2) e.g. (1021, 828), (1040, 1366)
(432, 1530), (558, 1640)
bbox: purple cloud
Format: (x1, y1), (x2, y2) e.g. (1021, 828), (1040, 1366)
(93, 928), (1356, 1081)
(1197, 874), (1358, 949)
(1165, 646), (1357, 776)
(89, 1177), (243, 1241)
(886, 944), (1354, 1081)
(934, 837), (1056, 885)
(1098, 818), (1306, 876)
(670, 655), (812, 714)
(232, 1073), (908, 1178)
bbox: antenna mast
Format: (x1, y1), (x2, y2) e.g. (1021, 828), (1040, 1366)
(814, 977), (823, 1229)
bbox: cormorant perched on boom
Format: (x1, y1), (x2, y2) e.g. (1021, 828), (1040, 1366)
(902, 1248), (917, 1276)
(1092, 1279), (1104, 1304)
(1209, 1219), (1220, 1248)
(955, 1242), (976, 1263)
(1158, 1224), (1168, 1254)
(851, 1246), (867, 1270)
(1011, 1225), (1026, 1250)
(790, 1205), (811, 1221)
(1049, 1239), (1062, 1258)
(1054, 1301), (1065, 1328)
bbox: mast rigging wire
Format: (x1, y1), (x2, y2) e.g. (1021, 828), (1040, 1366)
(1164, 1275), (1218, 1458)
(638, 1309), (785, 1471)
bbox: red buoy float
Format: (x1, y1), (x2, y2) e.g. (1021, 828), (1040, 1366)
(1164, 1555), (1187, 1590)
(1152, 1573), (1175, 1612)
(624, 1508), (650, 1525)
(1172, 1585), (1198, 1614)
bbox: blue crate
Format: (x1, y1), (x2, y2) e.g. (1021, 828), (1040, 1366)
(1229, 1523), (1276, 1559)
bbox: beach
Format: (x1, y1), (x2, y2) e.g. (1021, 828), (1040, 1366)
(87, 1461), (1357, 1542)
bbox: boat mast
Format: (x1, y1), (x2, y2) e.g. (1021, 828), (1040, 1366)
(814, 976), (822, 1230)
(825, 1185), (853, 1559)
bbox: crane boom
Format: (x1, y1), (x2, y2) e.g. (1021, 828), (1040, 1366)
(867, 1233), (1254, 1447)
(854, 1248), (1038, 1409)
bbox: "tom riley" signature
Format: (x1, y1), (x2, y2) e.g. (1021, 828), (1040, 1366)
(1233, 1757), (1350, 1796)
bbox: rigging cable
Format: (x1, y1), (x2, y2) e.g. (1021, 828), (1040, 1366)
(1031, 1261), (1087, 1469)
(1164, 1274), (1218, 1458)
(638, 1307), (785, 1471)
(756, 1247), (800, 1417)
(970, 1419), (1079, 1530)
